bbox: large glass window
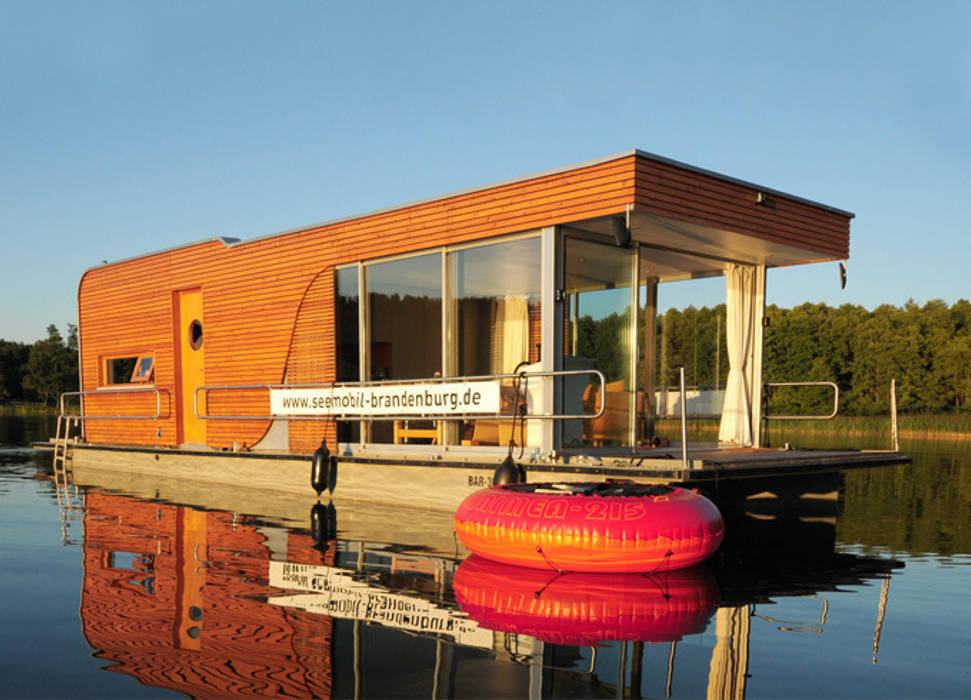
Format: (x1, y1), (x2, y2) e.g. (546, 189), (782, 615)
(366, 253), (442, 443)
(452, 237), (541, 446)
(563, 237), (635, 447)
(335, 266), (360, 443)
(337, 234), (645, 450)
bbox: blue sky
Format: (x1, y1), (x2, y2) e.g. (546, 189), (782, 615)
(2, 1), (969, 343)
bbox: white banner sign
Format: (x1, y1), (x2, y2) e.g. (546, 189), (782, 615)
(269, 380), (501, 416)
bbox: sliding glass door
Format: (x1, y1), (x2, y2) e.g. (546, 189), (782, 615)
(451, 237), (542, 446)
(562, 236), (635, 447)
(366, 253), (442, 443)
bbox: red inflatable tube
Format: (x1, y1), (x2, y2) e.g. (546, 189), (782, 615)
(453, 555), (720, 646)
(454, 482), (725, 573)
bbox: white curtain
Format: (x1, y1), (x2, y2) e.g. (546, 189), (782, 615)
(718, 264), (758, 446)
(491, 295), (529, 374)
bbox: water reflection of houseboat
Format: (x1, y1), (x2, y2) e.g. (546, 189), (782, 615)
(78, 490), (485, 698)
(74, 488), (903, 699)
(49, 150), (907, 510)
(80, 492), (337, 697)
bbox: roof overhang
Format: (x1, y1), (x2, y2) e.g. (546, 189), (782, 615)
(566, 209), (842, 283)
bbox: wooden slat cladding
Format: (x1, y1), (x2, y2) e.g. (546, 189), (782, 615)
(247, 157), (637, 266)
(286, 269), (336, 452)
(632, 156), (850, 259)
(78, 151), (850, 450)
(79, 156), (636, 450)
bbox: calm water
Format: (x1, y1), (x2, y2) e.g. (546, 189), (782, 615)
(1, 415), (969, 699)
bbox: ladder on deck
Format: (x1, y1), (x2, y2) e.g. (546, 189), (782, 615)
(52, 413), (82, 538)
(53, 414), (80, 486)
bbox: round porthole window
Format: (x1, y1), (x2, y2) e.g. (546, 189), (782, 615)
(188, 319), (203, 350)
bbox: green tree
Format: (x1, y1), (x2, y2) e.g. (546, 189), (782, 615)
(661, 297), (971, 417)
(657, 307), (693, 387)
(935, 334), (971, 410)
(905, 300), (952, 413)
(0, 340), (31, 401)
(654, 305), (727, 390)
(576, 312), (629, 383)
(22, 324), (78, 406)
(764, 302), (867, 415)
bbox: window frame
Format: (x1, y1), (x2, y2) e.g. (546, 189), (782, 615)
(101, 353), (156, 387)
(335, 232), (547, 449)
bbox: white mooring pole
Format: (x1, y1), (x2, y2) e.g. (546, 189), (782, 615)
(890, 378), (899, 452)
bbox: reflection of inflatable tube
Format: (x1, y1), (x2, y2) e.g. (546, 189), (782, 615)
(453, 555), (719, 645)
(454, 482), (725, 572)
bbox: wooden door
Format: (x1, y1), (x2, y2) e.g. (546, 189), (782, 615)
(176, 289), (206, 445)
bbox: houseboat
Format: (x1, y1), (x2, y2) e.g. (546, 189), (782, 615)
(49, 149), (907, 511)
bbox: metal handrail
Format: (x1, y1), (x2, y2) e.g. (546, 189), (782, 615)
(194, 369), (607, 422)
(763, 381), (839, 420)
(59, 386), (164, 420)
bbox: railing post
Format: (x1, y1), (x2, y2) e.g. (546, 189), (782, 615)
(679, 367), (688, 468)
(890, 378), (899, 452)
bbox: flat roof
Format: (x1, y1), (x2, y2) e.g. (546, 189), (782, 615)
(241, 148), (854, 248)
(87, 149), (854, 273)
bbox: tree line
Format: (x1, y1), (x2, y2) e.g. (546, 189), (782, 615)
(7, 299), (971, 415)
(0, 324), (78, 406)
(656, 299), (971, 416)
(579, 299), (971, 417)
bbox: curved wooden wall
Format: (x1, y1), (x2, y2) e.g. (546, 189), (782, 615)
(285, 268), (336, 451)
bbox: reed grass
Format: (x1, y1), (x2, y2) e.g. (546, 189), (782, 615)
(0, 403), (56, 416)
(655, 413), (971, 440)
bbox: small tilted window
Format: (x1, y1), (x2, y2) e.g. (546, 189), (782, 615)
(104, 354), (155, 385)
(130, 354), (155, 383)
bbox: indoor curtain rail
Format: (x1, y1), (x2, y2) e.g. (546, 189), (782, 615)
(718, 264), (758, 446)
